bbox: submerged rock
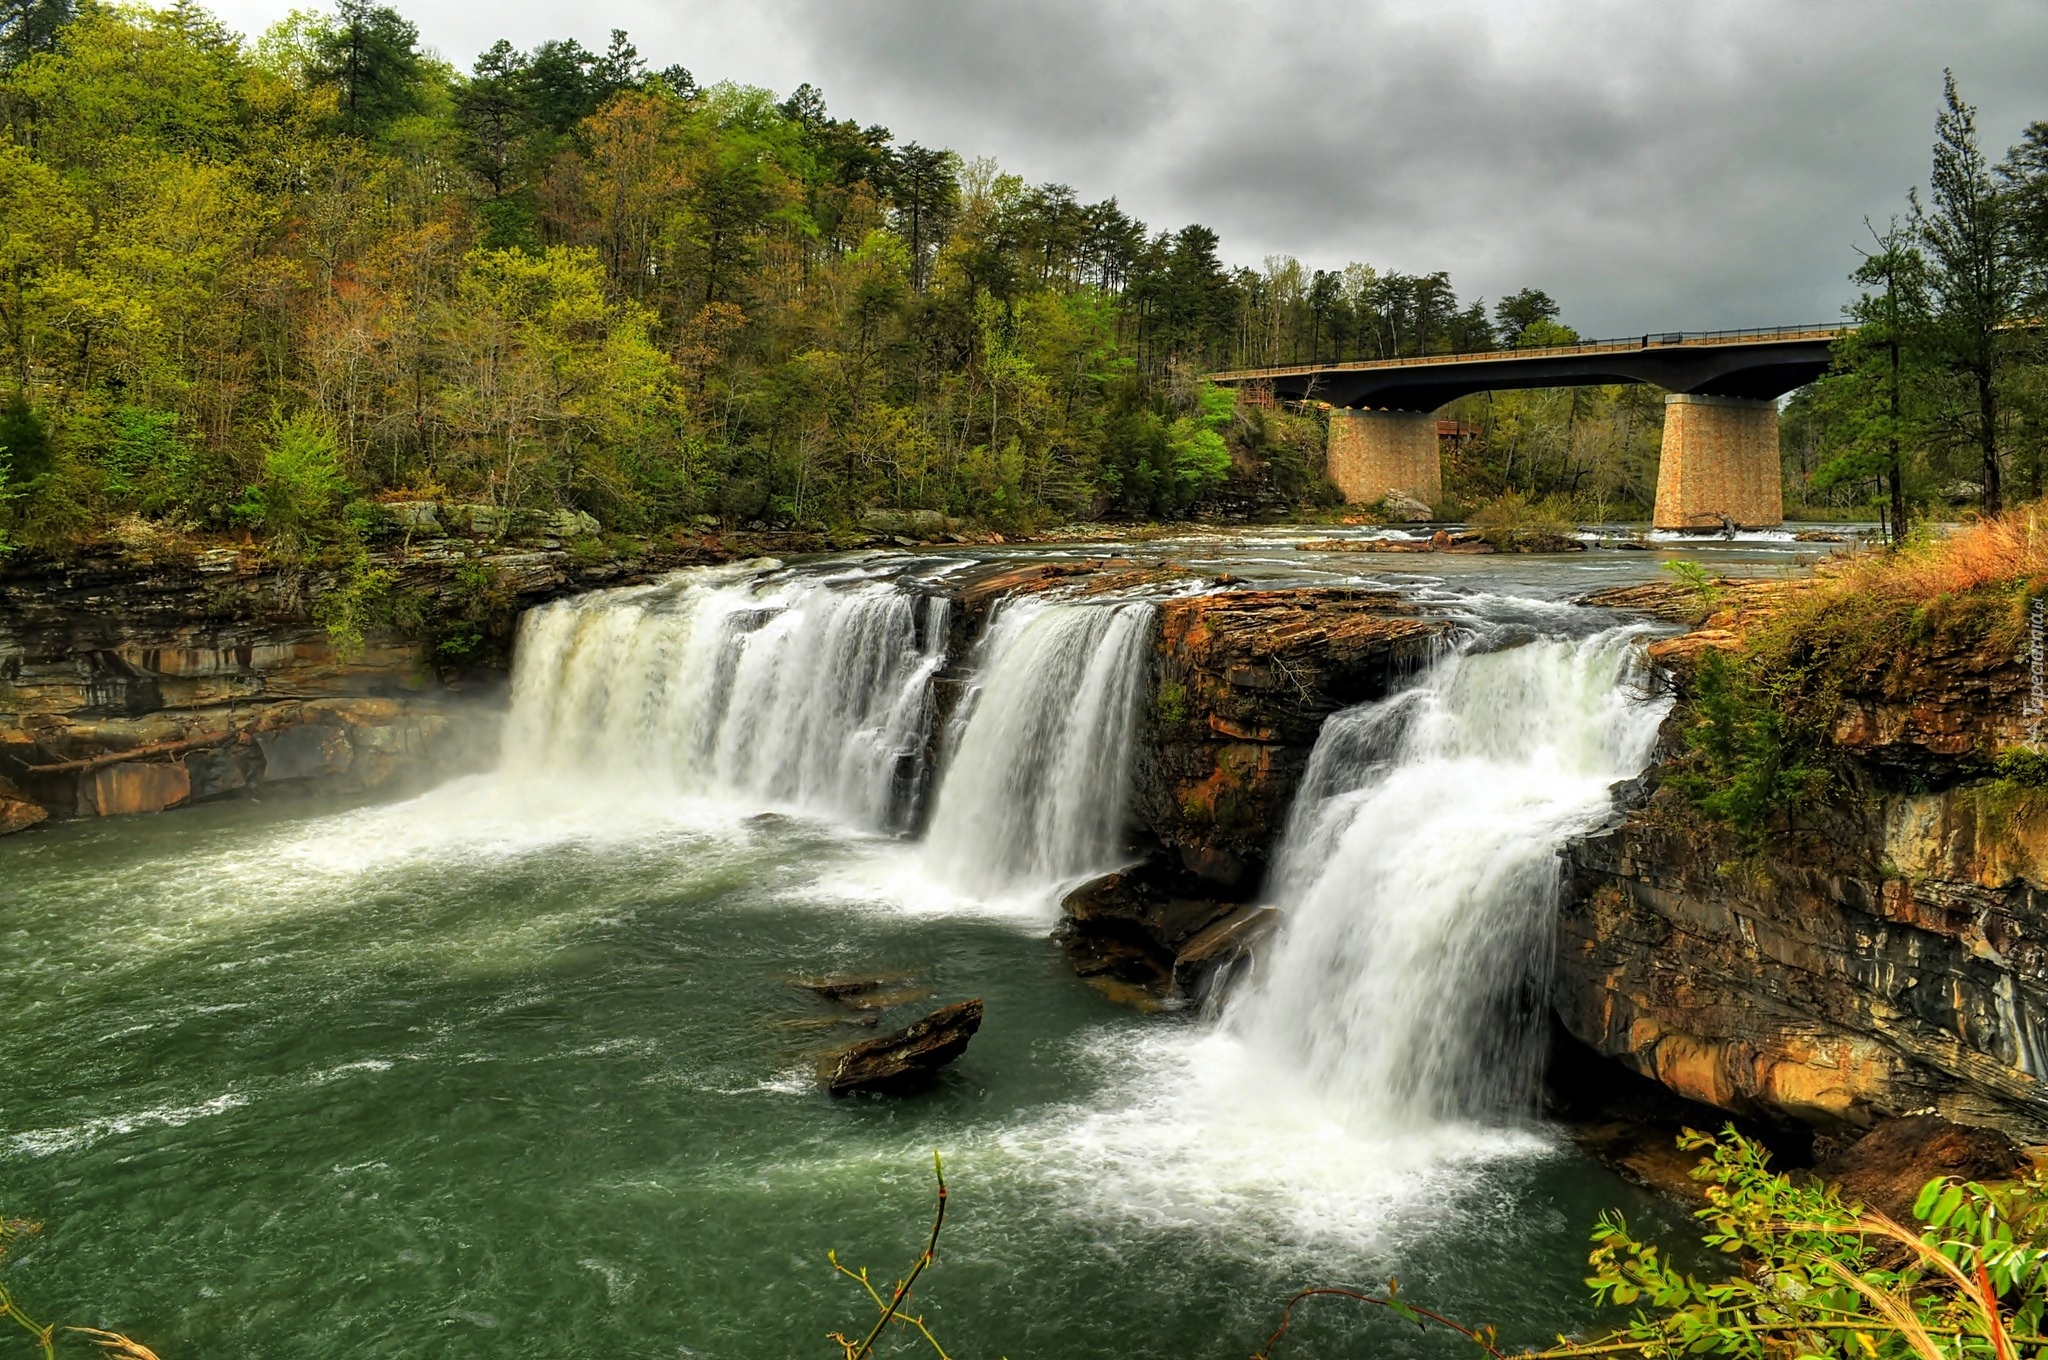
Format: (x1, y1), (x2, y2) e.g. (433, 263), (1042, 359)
(819, 999), (983, 1095)
(785, 970), (922, 1001)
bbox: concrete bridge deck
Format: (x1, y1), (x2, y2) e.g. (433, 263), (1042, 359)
(1208, 325), (1849, 530)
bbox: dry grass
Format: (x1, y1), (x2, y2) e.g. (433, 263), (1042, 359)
(1822, 502), (2048, 604)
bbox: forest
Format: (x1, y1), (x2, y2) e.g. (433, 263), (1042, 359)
(0, 1), (2044, 555)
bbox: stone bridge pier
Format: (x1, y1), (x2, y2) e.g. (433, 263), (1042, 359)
(1652, 394), (1782, 530)
(1326, 408), (1441, 506)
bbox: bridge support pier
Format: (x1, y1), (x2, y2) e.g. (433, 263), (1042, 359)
(1327, 408), (1441, 508)
(1653, 394), (1782, 530)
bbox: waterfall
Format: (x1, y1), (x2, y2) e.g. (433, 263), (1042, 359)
(1225, 627), (1668, 1129)
(499, 564), (948, 831)
(923, 600), (1157, 896)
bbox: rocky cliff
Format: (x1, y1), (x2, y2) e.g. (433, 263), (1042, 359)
(1559, 583), (2048, 1140)
(0, 536), (717, 829)
(1058, 585), (1448, 1004)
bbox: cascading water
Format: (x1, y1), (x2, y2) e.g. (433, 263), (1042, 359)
(499, 563), (949, 830)
(923, 599), (1157, 896)
(1223, 626), (1670, 1130)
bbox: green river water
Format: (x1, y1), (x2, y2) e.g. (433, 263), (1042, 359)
(0, 530), (1834, 1358)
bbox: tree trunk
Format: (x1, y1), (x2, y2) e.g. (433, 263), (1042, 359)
(1979, 366), (2001, 514)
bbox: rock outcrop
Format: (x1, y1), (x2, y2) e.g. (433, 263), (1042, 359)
(1138, 587), (1445, 890)
(1809, 1115), (2027, 1221)
(0, 539), (717, 829)
(1059, 585), (1445, 1005)
(1559, 585), (2048, 1140)
(819, 999), (984, 1095)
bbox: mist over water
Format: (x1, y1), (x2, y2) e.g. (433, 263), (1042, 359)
(502, 562), (948, 831)
(1231, 628), (1670, 1127)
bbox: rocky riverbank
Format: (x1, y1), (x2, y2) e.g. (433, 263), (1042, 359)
(1560, 578), (2048, 1142)
(0, 530), (737, 826)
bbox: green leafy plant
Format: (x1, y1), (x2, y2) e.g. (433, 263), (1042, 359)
(1253, 1130), (2048, 1360)
(1668, 647), (1832, 840)
(1577, 1129), (2048, 1360)
(233, 411), (357, 561)
(1663, 557), (1726, 612)
(1471, 491), (1576, 549)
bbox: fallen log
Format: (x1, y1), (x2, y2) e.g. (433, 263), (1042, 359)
(25, 728), (240, 776)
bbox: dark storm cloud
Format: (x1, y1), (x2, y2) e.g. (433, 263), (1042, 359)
(209, 0), (2048, 332)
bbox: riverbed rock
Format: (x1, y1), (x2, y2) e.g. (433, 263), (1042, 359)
(1377, 490), (1434, 522)
(0, 790), (46, 834)
(1136, 589), (1446, 891)
(1810, 1115), (2027, 1221)
(819, 999), (983, 1095)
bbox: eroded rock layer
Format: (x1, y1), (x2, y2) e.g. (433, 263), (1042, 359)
(1560, 584), (2048, 1140)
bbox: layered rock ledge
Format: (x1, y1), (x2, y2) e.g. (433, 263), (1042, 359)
(1560, 580), (2048, 1140)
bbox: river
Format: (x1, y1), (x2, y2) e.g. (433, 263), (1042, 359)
(0, 527), (1838, 1357)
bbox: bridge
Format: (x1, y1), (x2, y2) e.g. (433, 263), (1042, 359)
(1208, 325), (1845, 529)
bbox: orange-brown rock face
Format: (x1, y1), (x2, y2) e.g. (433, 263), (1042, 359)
(0, 544), (655, 827)
(1557, 607), (2048, 1139)
(1137, 589), (1446, 890)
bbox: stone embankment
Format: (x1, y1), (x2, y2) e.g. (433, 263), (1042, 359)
(1561, 579), (2048, 1142)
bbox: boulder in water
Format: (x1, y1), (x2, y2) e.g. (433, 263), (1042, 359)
(0, 791), (47, 836)
(819, 999), (983, 1095)
(1173, 903), (1279, 999)
(1056, 865), (1250, 1005)
(1376, 489), (1434, 522)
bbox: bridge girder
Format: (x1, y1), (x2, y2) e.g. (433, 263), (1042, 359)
(1233, 337), (1836, 412)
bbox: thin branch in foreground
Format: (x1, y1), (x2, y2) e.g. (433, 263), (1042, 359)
(1254, 1281), (1508, 1360)
(829, 1150), (951, 1360)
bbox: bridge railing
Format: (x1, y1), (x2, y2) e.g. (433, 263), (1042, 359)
(1208, 322), (1854, 383)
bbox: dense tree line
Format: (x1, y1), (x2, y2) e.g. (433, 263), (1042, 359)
(0, 0), (1579, 550)
(1790, 74), (2048, 535)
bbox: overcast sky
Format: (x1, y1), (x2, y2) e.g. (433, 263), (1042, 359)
(204, 0), (2047, 336)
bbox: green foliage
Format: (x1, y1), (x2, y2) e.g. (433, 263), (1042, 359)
(430, 557), (512, 663)
(310, 543), (405, 660)
(98, 405), (199, 517)
(1995, 747), (2048, 788)
(1580, 1128), (2048, 1360)
(1670, 647), (1831, 839)
(1155, 678), (1189, 726)
(1662, 557), (1725, 612)
(1471, 490), (1576, 548)
(1167, 383), (1234, 499)
(233, 411), (356, 557)
(0, 391), (50, 484)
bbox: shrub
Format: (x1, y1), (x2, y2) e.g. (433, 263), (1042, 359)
(233, 411), (357, 559)
(1471, 490), (1576, 548)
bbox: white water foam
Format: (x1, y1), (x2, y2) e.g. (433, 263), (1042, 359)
(1003, 626), (1669, 1249)
(502, 562), (949, 831)
(923, 599), (1156, 899)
